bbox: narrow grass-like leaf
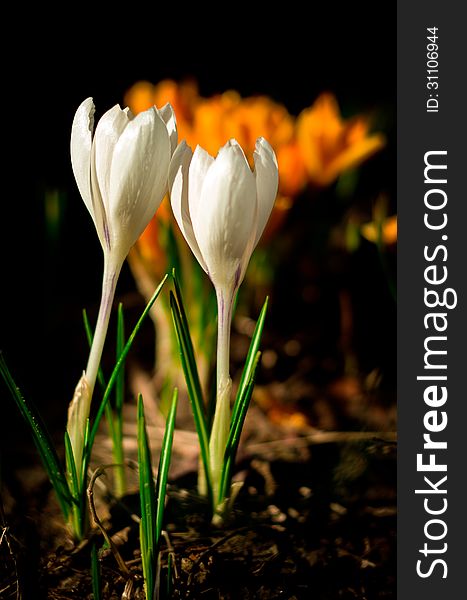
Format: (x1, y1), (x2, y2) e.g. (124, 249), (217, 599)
(82, 309), (106, 390)
(218, 351), (262, 504)
(205, 367), (217, 434)
(64, 430), (82, 538)
(170, 290), (213, 506)
(0, 353), (71, 518)
(64, 430), (79, 499)
(91, 541), (102, 600)
(85, 274), (168, 463)
(232, 297), (268, 427)
(110, 302), (127, 497)
(169, 291), (205, 431)
(155, 388), (178, 543)
(171, 269), (204, 400)
(64, 426), (88, 539)
(104, 403), (117, 453)
(115, 303), (125, 413)
(80, 419), (90, 488)
(167, 552), (174, 598)
(139, 520), (150, 600)
(137, 394), (156, 600)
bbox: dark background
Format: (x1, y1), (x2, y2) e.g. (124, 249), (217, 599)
(1, 7), (395, 447)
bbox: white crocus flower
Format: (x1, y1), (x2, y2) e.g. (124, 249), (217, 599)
(169, 137), (278, 502)
(68, 98), (177, 470)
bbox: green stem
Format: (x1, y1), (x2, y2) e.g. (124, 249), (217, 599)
(209, 286), (233, 504)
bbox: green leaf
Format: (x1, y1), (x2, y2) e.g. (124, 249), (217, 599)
(169, 287), (213, 506)
(139, 520), (152, 600)
(219, 297), (269, 504)
(0, 353), (71, 519)
(85, 274), (168, 466)
(91, 541), (102, 600)
(64, 425), (87, 540)
(137, 394), (156, 600)
(166, 552), (173, 599)
(104, 402), (117, 454)
(115, 303), (125, 414)
(111, 302), (127, 497)
(171, 269), (204, 394)
(231, 297), (268, 426)
(169, 292), (205, 429)
(219, 351), (262, 505)
(205, 366), (217, 434)
(155, 388), (178, 543)
(80, 419), (90, 489)
(64, 430), (79, 499)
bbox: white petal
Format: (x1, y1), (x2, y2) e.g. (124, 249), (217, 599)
(90, 104), (131, 250)
(168, 141), (208, 272)
(192, 140), (257, 289)
(157, 103), (178, 156)
(253, 137), (279, 246)
(70, 98), (95, 220)
(93, 105), (131, 209)
(187, 145), (214, 229)
(220, 138), (250, 165)
(108, 106), (171, 254)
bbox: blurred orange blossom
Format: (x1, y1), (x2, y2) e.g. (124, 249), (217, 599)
(125, 79), (305, 201)
(296, 93), (385, 187)
(361, 214), (397, 245)
(125, 79), (385, 196)
(124, 80), (386, 275)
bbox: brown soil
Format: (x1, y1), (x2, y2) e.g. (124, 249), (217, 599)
(1, 416), (395, 599)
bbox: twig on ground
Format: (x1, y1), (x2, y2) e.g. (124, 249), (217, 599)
(87, 465), (132, 580)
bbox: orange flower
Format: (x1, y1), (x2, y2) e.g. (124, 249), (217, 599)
(125, 80), (305, 204)
(297, 93), (385, 186)
(129, 82), (395, 262)
(124, 79), (200, 147)
(130, 196), (172, 281)
(126, 81), (305, 253)
(191, 91), (243, 155)
(276, 142), (307, 198)
(123, 80), (156, 114)
(227, 95), (295, 152)
(190, 92), (292, 154)
(361, 215), (397, 245)
(192, 92), (305, 205)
